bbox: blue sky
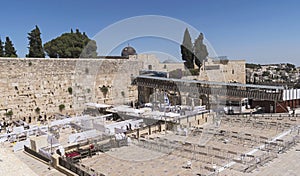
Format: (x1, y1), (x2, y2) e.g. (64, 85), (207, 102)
(1, 0), (300, 65)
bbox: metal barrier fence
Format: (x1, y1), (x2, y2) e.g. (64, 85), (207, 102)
(59, 157), (93, 176)
(133, 130), (300, 174)
(59, 157), (106, 176)
(229, 113), (299, 118)
(24, 145), (51, 163)
(61, 138), (128, 175)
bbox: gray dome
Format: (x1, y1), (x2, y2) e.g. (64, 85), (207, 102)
(121, 46), (137, 56)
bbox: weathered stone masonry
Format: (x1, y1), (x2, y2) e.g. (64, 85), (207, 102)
(0, 56), (245, 120)
(0, 57), (142, 119)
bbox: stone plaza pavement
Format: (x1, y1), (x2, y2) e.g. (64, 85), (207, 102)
(251, 143), (300, 176)
(0, 146), (39, 176)
(0, 146), (64, 176)
(216, 142), (300, 176)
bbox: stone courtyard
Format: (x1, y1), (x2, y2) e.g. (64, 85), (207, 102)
(74, 113), (300, 176)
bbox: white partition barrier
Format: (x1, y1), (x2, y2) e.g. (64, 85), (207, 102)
(13, 139), (30, 152)
(68, 129), (102, 144)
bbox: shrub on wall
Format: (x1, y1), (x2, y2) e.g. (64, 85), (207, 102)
(5, 110), (13, 118)
(86, 88), (91, 93)
(68, 87), (72, 95)
(59, 104), (65, 112)
(35, 107), (40, 114)
(100, 86), (108, 98)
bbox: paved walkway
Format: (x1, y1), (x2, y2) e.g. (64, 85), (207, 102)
(16, 151), (65, 176)
(0, 147), (38, 176)
(0, 146), (64, 176)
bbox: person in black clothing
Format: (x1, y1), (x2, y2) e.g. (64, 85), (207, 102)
(56, 149), (61, 156)
(129, 123), (132, 131)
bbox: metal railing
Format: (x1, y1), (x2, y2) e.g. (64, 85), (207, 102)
(24, 145), (51, 163)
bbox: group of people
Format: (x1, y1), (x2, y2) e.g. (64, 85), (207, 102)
(0, 114), (56, 134)
(0, 118), (14, 133)
(22, 114), (49, 124)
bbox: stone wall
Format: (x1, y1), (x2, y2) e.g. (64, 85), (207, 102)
(198, 58), (246, 83)
(0, 57), (143, 119)
(0, 56), (245, 120)
(132, 54), (185, 72)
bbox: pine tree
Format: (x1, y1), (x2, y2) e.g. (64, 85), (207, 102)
(44, 29), (97, 58)
(26, 25), (45, 58)
(4, 37), (17, 57)
(0, 38), (4, 57)
(181, 28), (194, 69)
(194, 33), (208, 68)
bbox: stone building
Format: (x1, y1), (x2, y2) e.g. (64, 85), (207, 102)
(198, 58), (246, 83)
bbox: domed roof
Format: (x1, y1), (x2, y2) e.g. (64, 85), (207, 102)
(121, 46), (137, 56)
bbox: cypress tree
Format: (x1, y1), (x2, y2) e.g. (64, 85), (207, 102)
(181, 28), (194, 69)
(0, 38), (4, 57)
(26, 25), (45, 58)
(4, 37), (17, 57)
(194, 33), (208, 68)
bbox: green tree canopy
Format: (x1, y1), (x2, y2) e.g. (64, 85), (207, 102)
(0, 38), (4, 57)
(4, 37), (17, 57)
(44, 29), (97, 58)
(181, 28), (194, 69)
(246, 63), (261, 69)
(194, 33), (208, 68)
(26, 25), (45, 58)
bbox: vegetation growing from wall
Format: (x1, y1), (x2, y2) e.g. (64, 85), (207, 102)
(121, 91), (125, 97)
(59, 104), (65, 112)
(5, 110), (13, 118)
(86, 88), (91, 93)
(68, 87), (73, 95)
(35, 107), (40, 114)
(100, 86), (108, 98)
